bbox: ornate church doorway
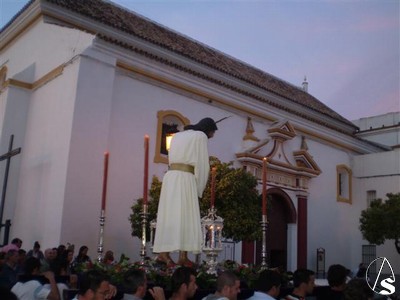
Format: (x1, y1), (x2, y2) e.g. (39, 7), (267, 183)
(243, 188), (296, 269)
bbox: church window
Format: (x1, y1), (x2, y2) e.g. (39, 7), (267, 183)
(336, 164), (352, 204)
(154, 110), (189, 164)
(366, 190), (376, 208)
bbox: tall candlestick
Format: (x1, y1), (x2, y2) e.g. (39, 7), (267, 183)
(211, 167), (216, 208)
(262, 157), (267, 216)
(143, 135), (149, 205)
(101, 152), (109, 211)
(98, 152), (109, 262)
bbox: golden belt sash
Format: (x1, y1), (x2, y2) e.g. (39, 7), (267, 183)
(169, 163), (195, 174)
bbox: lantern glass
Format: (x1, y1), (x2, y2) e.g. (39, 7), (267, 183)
(201, 207), (224, 275)
(150, 219), (157, 250)
(201, 208), (224, 251)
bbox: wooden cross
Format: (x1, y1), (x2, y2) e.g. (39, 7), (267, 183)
(0, 135), (21, 230)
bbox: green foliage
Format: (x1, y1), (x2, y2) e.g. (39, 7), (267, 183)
(359, 193), (400, 253)
(199, 160), (262, 242)
(129, 176), (162, 242)
(74, 258), (291, 289)
(130, 159), (262, 242)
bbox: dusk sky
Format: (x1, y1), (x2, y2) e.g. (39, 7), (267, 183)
(1, 0), (399, 121)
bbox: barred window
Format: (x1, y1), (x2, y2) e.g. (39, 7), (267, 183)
(366, 190), (377, 208)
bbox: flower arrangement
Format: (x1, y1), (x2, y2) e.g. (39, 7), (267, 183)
(73, 256), (291, 290)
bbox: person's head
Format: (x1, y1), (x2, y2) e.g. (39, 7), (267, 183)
(67, 243), (75, 252)
(171, 266), (198, 298)
(184, 117), (218, 139)
(344, 278), (374, 300)
(216, 271), (241, 300)
(24, 257), (41, 275)
(103, 250), (114, 263)
(50, 257), (69, 276)
(78, 245), (89, 257)
(11, 238), (22, 249)
(356, 265), (367, 278)
(292, 269), (315, 294)
(33, 241), (41, 251)
(255, 269), (282, 297)
(78, 270), (111, 300)
(57, 244), (66, 256)
(327, 264), (348, 290)
(64, 248), (74, 263)
(17, 249), (26, 264)
(122, 269), (147, 298)
(44, 248), (56, 261)
(52, 247), (58, 258)
(5, 249), (19, 265)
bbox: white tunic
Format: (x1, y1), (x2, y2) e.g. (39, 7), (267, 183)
(153, 130), (210, 253)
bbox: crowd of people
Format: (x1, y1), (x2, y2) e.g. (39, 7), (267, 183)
(0, 238), (117, 299)
(0, 237), (395, 300)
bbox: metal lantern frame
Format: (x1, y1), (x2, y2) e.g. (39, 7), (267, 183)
(201, 207), (224, 274)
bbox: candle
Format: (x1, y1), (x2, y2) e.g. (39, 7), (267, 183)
(211, 167), (216, 208)
(143, 135), (149, 205)
(262, 157), (267, 216)
(101, 152), (109, 211)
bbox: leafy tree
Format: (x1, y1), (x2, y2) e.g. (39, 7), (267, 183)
(130, 159), (262, 242)
(199, 159), (262, 241)
(129, 176), (161, 242)
(359, 193), (400, 254)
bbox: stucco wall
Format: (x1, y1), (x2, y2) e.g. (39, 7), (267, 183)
(1, 20), (94, 81)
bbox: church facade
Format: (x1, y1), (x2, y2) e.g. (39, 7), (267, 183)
(1, 0), (398, 272)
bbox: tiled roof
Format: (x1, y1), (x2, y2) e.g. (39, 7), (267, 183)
(4, 0), (357, 130)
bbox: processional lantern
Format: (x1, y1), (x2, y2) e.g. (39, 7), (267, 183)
(150, 218), (157, 251)
(201, 208), (224, 274)
(201, 167), (224, 274)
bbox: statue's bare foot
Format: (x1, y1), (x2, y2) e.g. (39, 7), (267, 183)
(155, 252), (176, 267)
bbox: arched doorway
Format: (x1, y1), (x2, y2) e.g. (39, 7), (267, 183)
(254, 188), (296, 269)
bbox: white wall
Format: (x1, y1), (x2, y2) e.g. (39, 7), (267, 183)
(11, 58), (80, 248)
(1, 19), (94, 248)
(352, 149), (400, 271)
(305, 137), (361, 271)
(353, 112), (400, 130)
(353, 112), (400, 147)
(59, 48), (116, 260)
(1, 21), (94, 82)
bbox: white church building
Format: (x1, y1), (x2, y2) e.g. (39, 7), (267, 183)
(0, 0), (399, 273)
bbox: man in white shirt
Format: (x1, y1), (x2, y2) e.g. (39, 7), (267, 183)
(247, 269), (282, 300)
(11, 257), (60, 300)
